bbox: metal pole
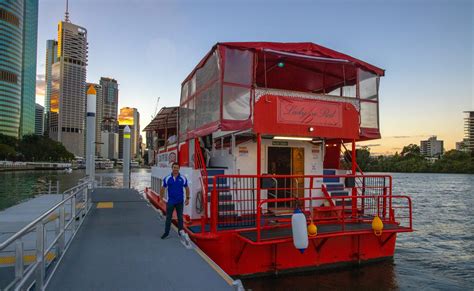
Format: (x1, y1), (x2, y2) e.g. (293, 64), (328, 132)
(351, 139), (357, 217)
(15, 241), (24, 280)
(123, 125), (131, 188)
(86, 85), (97, 184)
(35, 223), (45, 290)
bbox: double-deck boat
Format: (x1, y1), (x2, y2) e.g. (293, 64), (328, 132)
(144, 42), (413, 277)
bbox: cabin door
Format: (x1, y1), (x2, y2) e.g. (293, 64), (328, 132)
(267, 147), (304, 210)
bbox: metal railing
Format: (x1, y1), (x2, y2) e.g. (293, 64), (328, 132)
(254, 195), (412, 243)
(0, 181), (92, 290)
(208, 174), (401, 233)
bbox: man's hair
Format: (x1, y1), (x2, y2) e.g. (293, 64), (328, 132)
(171, 162), (179, 168)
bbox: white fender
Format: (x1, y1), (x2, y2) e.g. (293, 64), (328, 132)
(291, 208), (308, 253)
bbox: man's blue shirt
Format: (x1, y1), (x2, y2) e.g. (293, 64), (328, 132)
(162, 173), (188, 205)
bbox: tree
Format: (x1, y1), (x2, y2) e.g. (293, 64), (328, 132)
(0, 144), (16, 160)
(401, 144), (421, 158)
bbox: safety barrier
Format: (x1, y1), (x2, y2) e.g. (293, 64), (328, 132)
(206, 174), (410, 238)
(0, 181), (92, 290)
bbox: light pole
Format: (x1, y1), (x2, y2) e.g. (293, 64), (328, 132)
(86, 85), (96, 184)
(123, 125), (131, 188)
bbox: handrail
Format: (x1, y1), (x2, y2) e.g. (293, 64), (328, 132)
(0, 181), (89, 250)
(210, 174), (396, 235)
(256, 195), (412, 242)
(1, 181), (92, 290)
(341, 141), (364, 175)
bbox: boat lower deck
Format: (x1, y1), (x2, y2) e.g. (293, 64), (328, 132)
(239, 222), (406, 242)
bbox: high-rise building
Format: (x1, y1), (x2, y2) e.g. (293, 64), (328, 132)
(34, 103), (44, 135)
(99, 77), (119, 133)
(48, 11), (88, 157)
(455, 139), (469, 152)
(100, 131), (119, 160)
(44, 39), (58, 134)
(0, 0), (38, 138)
(420, 136), (444, 158)
(118, 107), (140, 159)
(19, 0), (38, 136)
(464, 111), (474, 153)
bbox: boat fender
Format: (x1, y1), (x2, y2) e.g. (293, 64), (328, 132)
(308, 222), (317, 237)
(291, 208), (308, 253)
(372, 215), (383, 236)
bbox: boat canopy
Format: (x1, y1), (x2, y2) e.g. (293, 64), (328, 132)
(179, 42), (384, 141)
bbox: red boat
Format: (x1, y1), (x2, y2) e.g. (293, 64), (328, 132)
(144, 42), (413, 277)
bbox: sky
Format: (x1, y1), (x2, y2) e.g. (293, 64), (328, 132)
(35, 0), (473, 155)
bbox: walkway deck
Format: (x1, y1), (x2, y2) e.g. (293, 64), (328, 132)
(46, 188), (234, 291)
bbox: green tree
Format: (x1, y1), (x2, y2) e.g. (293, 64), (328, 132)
(401, 144), (421, 158)
(0, 144), (16, 160)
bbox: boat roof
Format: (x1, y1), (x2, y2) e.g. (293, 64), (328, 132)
(143, 106), (178, 132)
(183, 42), (385, 84)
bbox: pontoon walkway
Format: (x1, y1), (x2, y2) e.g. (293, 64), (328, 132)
(46, 188), (236, 291)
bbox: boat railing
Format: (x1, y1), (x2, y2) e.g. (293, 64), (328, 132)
(252, 195), (412, 243)
(0, 181), (92, 290)
(208, 174), (403, 235)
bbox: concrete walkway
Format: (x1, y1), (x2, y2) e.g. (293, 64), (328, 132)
(46, 188), (235, 291)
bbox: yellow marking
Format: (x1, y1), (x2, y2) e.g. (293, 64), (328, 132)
(194, 246), (234, 286)
(97, 202), (113, 209)
(124, 134), (131, 139)
(0, 252), (56, 265)
(170, 225), (232, 286)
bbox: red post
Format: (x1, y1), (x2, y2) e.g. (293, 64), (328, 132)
(256, 133), (262, 238)
(211, 178), (217, 233)
(351, 139), (357, 218)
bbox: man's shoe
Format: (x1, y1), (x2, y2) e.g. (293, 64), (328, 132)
(161, 233), (169, 239)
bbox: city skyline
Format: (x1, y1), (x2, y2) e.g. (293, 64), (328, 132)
(34, 0), (473, 154)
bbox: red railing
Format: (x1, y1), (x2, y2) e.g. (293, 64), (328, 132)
(209, 174), (412, 240)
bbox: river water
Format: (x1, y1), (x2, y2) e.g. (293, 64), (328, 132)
(0, 170), (472, 290)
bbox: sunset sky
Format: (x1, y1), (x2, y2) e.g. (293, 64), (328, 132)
(35, 0), (473, 155)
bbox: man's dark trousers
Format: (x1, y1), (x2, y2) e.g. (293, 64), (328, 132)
(164, 202), (184, 235)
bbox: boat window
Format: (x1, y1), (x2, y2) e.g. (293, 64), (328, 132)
(359, 69), (379, 100)
(195, 82), (220, 127)
(187, 97), (195, 131)
(224, 49), (253, 86)
(360, 101), (379, 129)
(223, 85), (251, 120)
(196, 52), (219, 88)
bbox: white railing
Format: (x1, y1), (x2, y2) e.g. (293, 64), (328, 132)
(0, 181), (92, 291)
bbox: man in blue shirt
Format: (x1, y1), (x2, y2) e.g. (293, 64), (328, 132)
(160, 162), (190, 239)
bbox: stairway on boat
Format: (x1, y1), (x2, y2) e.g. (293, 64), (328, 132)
(205, 168), (240, 228)
(323, 169), (352, 208)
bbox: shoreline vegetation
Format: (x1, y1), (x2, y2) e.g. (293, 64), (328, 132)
(351, 144), (474, 174)
(0, 133), (74, 162)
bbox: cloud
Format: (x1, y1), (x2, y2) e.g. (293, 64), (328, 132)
(386, 135), (429, 139)
(357, 144), (381, 147)
(36, 74), (46, 97)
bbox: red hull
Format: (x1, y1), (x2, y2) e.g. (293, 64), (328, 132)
(145, 188), (397, 277)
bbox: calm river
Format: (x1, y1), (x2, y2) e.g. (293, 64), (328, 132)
(0, 170), (472, 290)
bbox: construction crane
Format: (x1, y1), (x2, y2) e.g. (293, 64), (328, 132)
(151, 97), (160, 119)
